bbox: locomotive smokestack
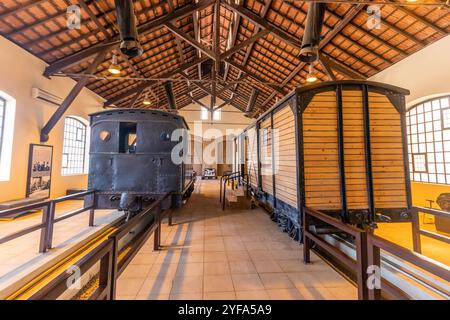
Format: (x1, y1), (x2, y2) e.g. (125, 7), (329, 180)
(115, 0), (143, 58)
(299, 2), (326, 63)
(164, 81), (177, 110)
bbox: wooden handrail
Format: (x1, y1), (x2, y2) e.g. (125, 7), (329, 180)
(303, 207), (368, 300)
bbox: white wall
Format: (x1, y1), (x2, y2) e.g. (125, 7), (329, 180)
(369, 35), (450, 108)
(179, 96), (252, 138)
(0, 36), (104, 201)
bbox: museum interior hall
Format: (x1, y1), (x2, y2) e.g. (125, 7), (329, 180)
(0, 0), (449, 301)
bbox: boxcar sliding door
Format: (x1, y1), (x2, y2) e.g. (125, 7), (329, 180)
(273, 103), (298, 209)
(260, 117), (273, 197)
(246, 126), (259, 189)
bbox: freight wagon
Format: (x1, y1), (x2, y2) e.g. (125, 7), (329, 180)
(234, 80), (411, 238)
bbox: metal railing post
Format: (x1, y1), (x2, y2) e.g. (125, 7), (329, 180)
(303, 208), (311, 263)
(355, 231), (368, 300)
(89, 193), (96, 227)
(45, 201), (56, 250)
(367, 236), (381, 300)
(153, 206), (161, 251)
(411, 208), (422, 253)
(39, 204), (50, 253)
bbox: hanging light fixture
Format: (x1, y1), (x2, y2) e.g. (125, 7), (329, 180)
(108, 54), (121, 75)
(143, 92), (151, 106)
(306, 64), (318, 83)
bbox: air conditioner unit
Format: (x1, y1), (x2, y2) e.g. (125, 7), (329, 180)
(31, 88), (62, 106)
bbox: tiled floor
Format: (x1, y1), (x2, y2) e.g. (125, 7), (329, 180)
(116, 180), (357, 300)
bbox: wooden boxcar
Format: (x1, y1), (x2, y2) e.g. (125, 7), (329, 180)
(235, 80), (411, 236)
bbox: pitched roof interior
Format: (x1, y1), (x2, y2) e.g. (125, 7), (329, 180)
(0, 0), (448, 116)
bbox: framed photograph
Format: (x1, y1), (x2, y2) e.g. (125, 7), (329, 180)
(26, 144), (53, 199)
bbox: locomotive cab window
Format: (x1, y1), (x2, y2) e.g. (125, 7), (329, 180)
(119, 122), (137, 153)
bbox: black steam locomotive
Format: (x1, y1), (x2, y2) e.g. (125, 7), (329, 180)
(87, 109), (194, 216)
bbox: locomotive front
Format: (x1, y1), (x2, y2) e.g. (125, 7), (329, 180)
(87, 109), (193, 215)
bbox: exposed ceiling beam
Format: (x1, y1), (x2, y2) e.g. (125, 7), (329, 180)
(40, 49), (108, 142)
(43, 0), (215, 76)
(319, 53), (365, 80)
(103, 56), (209, 106)
(259, 4), (366, 111)
(217, 74), (247, 95)
(164, 21), (217, 60)
(220, 0), (302, 50)
(129, 86), (145, 108)
(225, 59), (285, 95)
(319, 57), (336, 81)
(226, 0), (272, 106)
(219, 29), (269, 60)
(246, 88), (260, 113)
(223, 0), (242, 81)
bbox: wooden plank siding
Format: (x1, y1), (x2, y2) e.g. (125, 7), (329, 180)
(260, 117), (273, 195)
(368, 92), (408, 209)
(303, 92), (341, 210)
(342, 90), (369, 209)
(246, 126), (259, 188)
(273, 105), (298, 208)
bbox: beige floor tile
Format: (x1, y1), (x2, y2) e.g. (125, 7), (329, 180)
(267, 288), (304, 300)
(259, 273), (294, 289)
(327, 286), (358, 300)
(277, 259), (306, 272)
(253, 259), (283, 273)
(203, 275), (235, 292)
(137, 276), (174, 295)
(231, 274), (265, 291)
(170, 292), (203, 300)
(204, 262), (230, 275)
(203, 291), (236, 300)
(296, 286), (335, 300)
(148, 263), (179, 278)
(244, 241), (268, 251)
(136, 293), (170, 300)
(119, 264), (152, 279)
(313, 271), (351, 288)
(226, 250), (251, 261)
(179, 251), (204, 263)
(116, 277), (146, 296)
(154, 250), (182, 264)
(116, 295), (136, 300)
(171, 276), (203, 293)
(249, 250), (274, 261)
(176, 262), (204, 277)
(204, 251), (227, 262)
(229, 260), (257, 274)
(286, 272), (324, 288)
(204, 242), (226, 252)
(235, 290), (270, 300)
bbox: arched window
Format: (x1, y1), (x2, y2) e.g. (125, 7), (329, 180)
(61, 116), (88, 176)
(0, 90), (16, 181)
(407, 95), (450, 184)
(0, 97), (6, 156)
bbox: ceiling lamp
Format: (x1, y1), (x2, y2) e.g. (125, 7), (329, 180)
(108, 54), (121, 75)
(406, 0), (418, 2)
(143, 92), (151, 106)
(306, 64), (318, 83)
